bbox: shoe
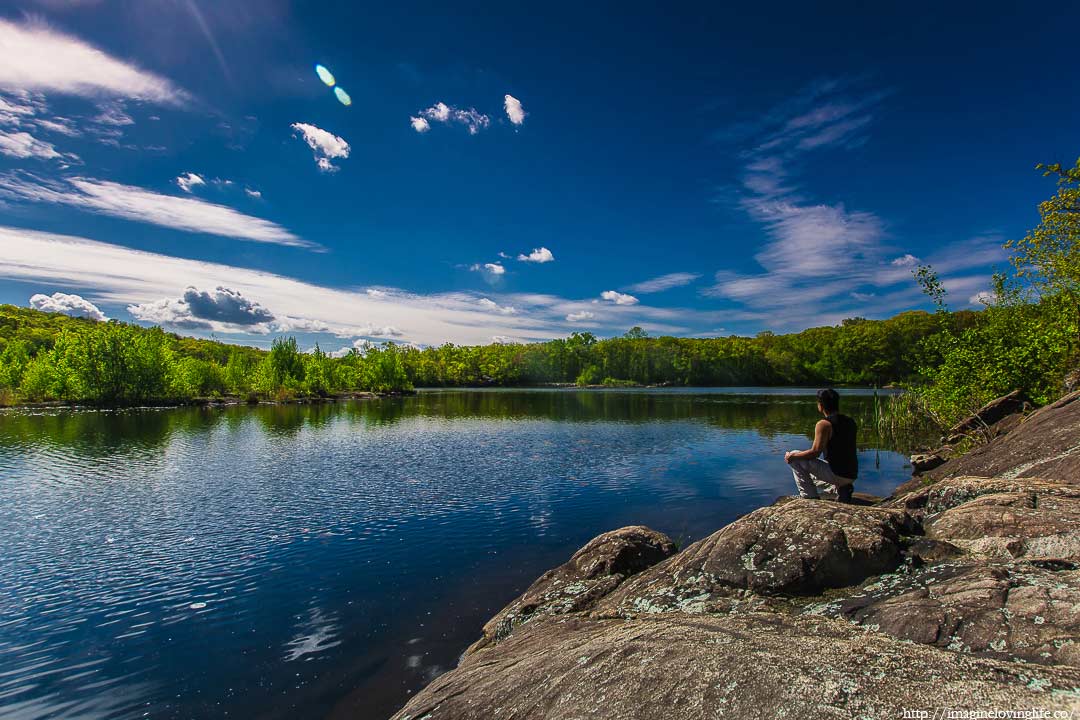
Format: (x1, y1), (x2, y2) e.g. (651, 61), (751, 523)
(836, 485), (854, 504)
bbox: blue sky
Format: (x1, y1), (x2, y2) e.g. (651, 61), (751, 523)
(0, 1), (1077, 350)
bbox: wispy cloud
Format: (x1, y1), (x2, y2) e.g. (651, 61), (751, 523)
(517, 247), (554, 263)
(0, 173), (312, 248)
(702, 78), (949, 325)
(478, 297), (517, 315)
(0, 18), (190, 105)
(290, 122), (350, 172)
(0, 129), (63, 159)
(566, 311), (595, 322)
(626, 272), (700, 293)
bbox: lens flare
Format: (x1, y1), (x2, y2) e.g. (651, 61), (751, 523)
(334, 87), (352, 106)
(315, 64), (335, 87)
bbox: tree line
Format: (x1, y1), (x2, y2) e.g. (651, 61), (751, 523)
(0, 300), (966, 406)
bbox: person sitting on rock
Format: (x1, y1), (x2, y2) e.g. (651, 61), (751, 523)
(784, 388), (857, 503)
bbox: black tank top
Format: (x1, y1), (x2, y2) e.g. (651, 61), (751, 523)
(825, 413), (858, 480)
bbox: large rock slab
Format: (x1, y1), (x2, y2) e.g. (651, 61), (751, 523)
(390, 612), (1080, 720)
(468, 526), (675, 652)
(889, 475), (1080, 515)
(807, 561), (1080, 667)
(945, 389), (1031, 443)
(596, 500), (914, 615)
(924, 488), (1080, 563)
(924, 390), (1080, 483)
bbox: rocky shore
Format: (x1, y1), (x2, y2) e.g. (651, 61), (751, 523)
(392, 391), (1080, 719)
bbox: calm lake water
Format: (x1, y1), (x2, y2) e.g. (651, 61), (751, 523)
(0, 388), (910, 720)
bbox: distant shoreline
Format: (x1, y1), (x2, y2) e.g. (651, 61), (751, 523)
(0, 384), (901, 411)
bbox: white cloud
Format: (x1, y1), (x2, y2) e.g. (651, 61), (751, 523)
(425, 102), (451, 122)
(128, 286), (275, 331)
(517, 247), (554, 263)
(93, 103), (133, 126)
(0, 129), (62, 159)
(969, 289), (996, 306)
(0, 18), (190, 105)
(34, 117), (80, 136)
(891, 253), (919, 267)
(0, 173), (311, 248)
(626, 272), (700, 293)
(355, 324), (403, 338)
(600, 290), (639, 305)
(702, 80), (914, 325)
(175, 172), (205, 193)
(329, 338), (378, 358)
(0, 91), (45, 125)
(245, 188), (262, 199)
(291, 122), (350, 172)
(566, 311), (595, 322)
(478, 297), (517, 315)
(416, 102), (491, 135)
(504, 95), (526, 126)
(366, 288), (387, 298)
(0, 226), (718, 344)
(29, 291), (106, 320)
(409, 116), (430, 133)
(491, 335), (517, 344)
(471, 262), (506, 276)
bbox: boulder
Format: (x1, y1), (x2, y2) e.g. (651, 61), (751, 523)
(911, 451), (947, 475)
(390, 612), (1080, 720)
(807, 561), (1080, 667)
(924, 390), (1080, 483)
(467, 526), (675, 652)
(595, 500), (914, 615)
(924, 487), (1080, 563)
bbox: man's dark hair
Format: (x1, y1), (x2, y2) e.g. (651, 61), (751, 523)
(817, 388), (840, 413)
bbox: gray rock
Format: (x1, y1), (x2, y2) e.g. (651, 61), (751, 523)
(911, 451), (947, 474)
(924, 486), (1080, 563)
(391, 612), (1080, 720)
(467, 525), (675, 653)
(889, 475), (1080, 515)
(595, 499), (915, 615)
(808, 561), (1080, 667)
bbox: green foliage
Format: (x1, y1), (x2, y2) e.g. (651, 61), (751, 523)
(362, 343), (412, 393)
(0, 305), (413, 405)
(899, 158), (1080, 426)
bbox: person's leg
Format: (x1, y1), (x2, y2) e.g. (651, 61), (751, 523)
(790, 457), (842, 500)
(790, 456), (823, 499)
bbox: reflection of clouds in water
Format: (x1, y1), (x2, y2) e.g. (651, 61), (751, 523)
(284, 608), (341, 662)
(403, 639), (446, 683)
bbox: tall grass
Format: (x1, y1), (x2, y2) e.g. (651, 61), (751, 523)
(874, 392), (943, 453)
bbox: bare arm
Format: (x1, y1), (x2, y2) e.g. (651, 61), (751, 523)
(785, 419), (831, 464)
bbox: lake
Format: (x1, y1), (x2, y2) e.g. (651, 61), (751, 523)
(0, 388), (911, 720)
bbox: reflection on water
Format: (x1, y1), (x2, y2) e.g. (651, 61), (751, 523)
(0, 388), (910, 720)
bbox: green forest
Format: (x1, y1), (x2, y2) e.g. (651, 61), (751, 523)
(1, 158), (1077, 427)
